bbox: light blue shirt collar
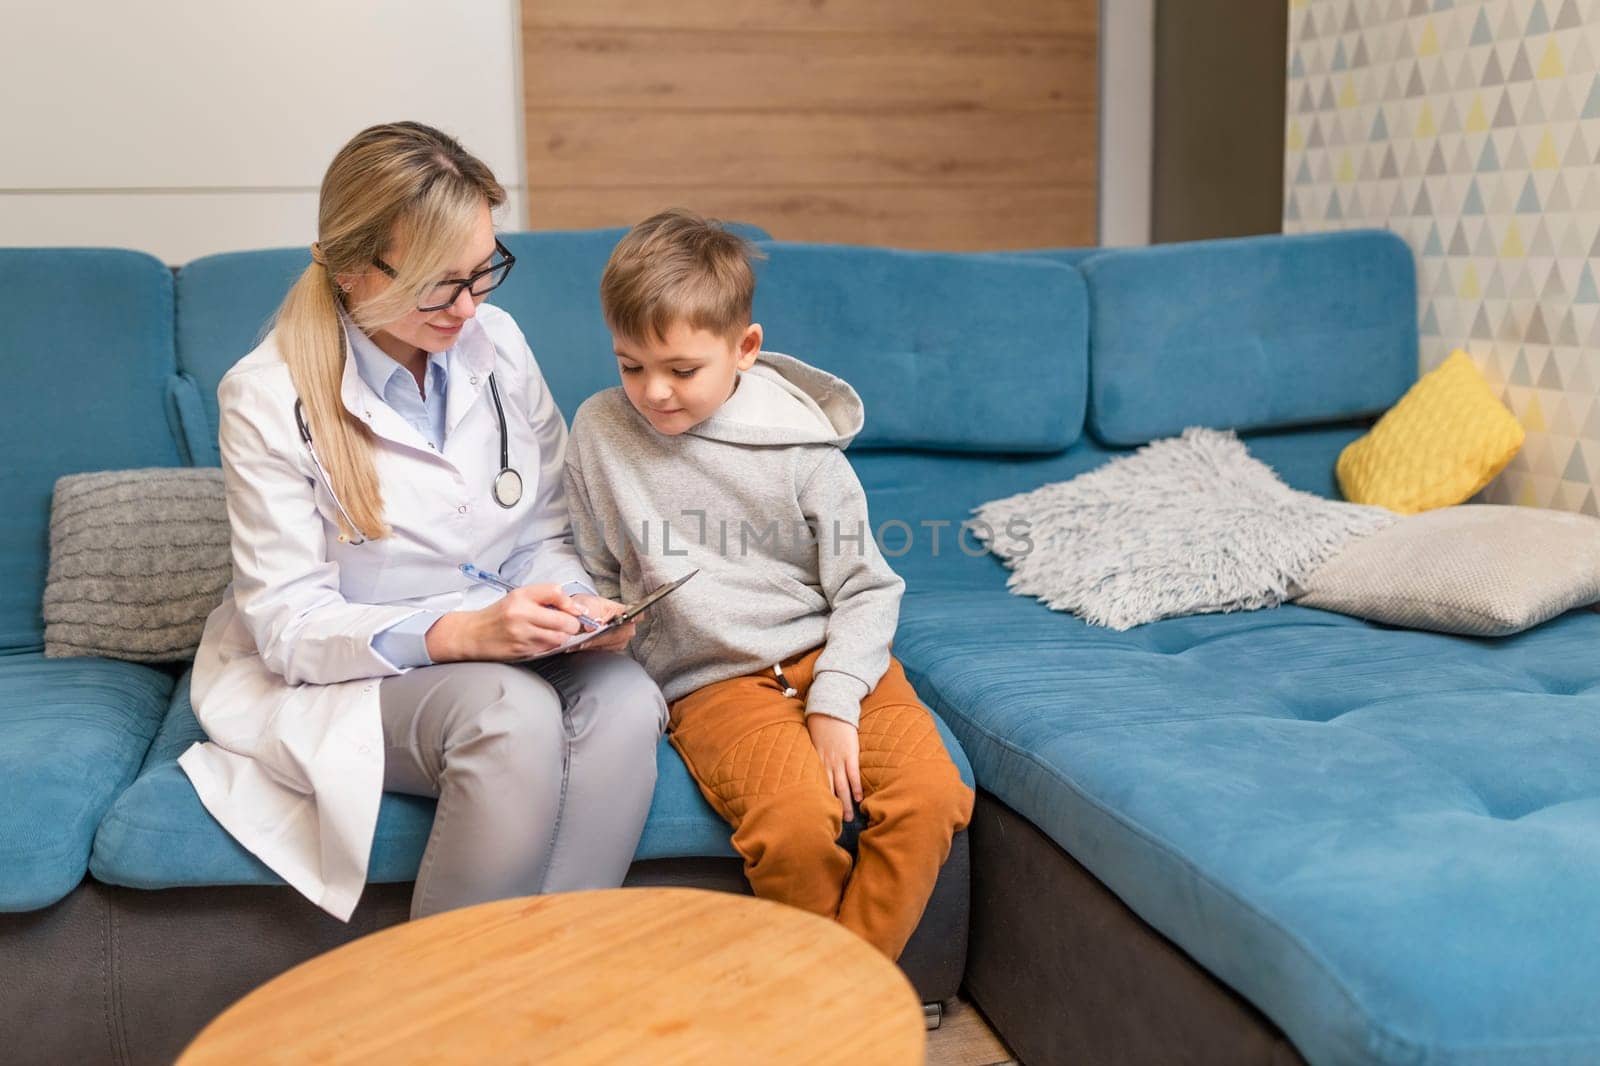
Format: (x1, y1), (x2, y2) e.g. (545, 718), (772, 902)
(343, 317), (451, 451)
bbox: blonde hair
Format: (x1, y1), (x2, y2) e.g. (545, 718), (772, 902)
(599, 208), (762, 345)
(278, 121), (505, 541)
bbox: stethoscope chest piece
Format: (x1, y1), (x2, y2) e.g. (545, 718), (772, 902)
(485, 374), (522, 508)
(492, 467), (523, 508)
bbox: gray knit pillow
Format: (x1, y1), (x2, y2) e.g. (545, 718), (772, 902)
(43, 468), (231, 661)
(1292, 505), (1600, 636)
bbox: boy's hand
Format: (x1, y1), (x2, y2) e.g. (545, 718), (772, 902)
(806, 714), (863, 822)
(569, 593), (636, 653)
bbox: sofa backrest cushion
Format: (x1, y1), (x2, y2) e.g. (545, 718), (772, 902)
(173, 248), (306, 465)
(752, 242), (1089, 452)
(998, 247), (1101, 268)
(0, 249), (184, 653)
(1081, 229), (1418, 446)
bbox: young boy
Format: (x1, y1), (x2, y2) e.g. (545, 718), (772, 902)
(563, 209), (974, 960)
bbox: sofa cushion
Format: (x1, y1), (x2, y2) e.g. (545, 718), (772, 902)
(91, 670), (973, 890)
(752, 242), (1089, 453)
(170, 226), (772, 464)
(1337, 350), (1525, 514)
(170, 247), (306, 466)
(1295, 504), (1600, 637)
(0, 654), (172, 910)
(1081, 229), (1418, 446)
(43, 468), (230, 662)
(998, 247), (1102, 267)
(0, 249), (185, 652)
(892, 542), (1600, 1065)
(970, 427), (1393, 631)
(849, 423), (1371, 600)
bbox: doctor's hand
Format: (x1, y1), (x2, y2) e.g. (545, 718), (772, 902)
(425, 584), (584, 662)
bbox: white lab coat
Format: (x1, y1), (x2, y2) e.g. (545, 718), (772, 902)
(178, 302), (593, 920)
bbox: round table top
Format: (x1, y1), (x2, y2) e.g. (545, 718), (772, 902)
(177, 886), (926, 1064)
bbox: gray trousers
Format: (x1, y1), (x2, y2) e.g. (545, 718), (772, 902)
(379, 651), (667, 919)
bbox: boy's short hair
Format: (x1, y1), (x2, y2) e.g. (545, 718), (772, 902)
(600, 208), (762, 343)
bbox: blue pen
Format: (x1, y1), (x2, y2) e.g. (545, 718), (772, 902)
(458, 564), (604, 630)
(459, 563), (517, 594)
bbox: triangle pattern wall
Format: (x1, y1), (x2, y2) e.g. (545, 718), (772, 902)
(1285, 0), (1600, 513)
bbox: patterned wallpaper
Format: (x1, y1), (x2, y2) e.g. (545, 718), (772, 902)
(1284, 0), (1600, 513)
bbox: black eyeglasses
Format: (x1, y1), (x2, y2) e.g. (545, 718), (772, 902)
(373, 238), (517, 312)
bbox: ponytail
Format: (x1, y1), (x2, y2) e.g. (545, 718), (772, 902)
(279, 262), (389, 542)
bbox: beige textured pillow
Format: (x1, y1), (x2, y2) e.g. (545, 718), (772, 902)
(1292, 505), (1600, 636)
(43, 468), (231, 661)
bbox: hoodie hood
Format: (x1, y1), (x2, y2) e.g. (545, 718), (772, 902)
(687, 351), (864, 448)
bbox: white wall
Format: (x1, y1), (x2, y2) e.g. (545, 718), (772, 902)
(1, 1), (1150, 259)
(0, 0), (525, 264)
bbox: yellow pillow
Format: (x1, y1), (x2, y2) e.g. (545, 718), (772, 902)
(1337, 350), (1524, 514)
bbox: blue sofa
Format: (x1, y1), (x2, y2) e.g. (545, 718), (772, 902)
(865, 233), (1600, 1066)
(5, 226), (1598, 1066)
(0, 229), (977, 1065)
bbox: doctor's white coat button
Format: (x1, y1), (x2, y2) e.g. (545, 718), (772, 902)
(458, 504), (469, 514)
(469, 375), (480, 386)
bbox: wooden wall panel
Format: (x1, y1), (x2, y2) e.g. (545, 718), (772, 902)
(526, 185), (1095, 251)
(525, 31), (1092, 113)
(522, 1), (1097, 250)
(531, 112), (1093, 188)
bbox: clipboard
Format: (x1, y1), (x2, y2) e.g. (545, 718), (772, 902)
(531, 569), (699, 658)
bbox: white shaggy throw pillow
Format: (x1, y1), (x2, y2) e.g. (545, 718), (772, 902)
(971, 428), (1395, 630)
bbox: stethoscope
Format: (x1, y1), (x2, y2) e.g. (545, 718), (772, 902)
(293, 372), (523, 545)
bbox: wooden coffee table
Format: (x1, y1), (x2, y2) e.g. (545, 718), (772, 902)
(177, 886), (926, 1064)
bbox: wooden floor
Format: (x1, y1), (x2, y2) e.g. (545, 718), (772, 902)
(926, 995), (1015, 1066)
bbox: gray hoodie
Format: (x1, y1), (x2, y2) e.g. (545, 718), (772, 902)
(563, 352), (904, 726)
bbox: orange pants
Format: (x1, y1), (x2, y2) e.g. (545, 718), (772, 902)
(669, 647), (974, 960)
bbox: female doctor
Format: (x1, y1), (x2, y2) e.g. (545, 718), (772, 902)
(178, 122), (667, 922)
